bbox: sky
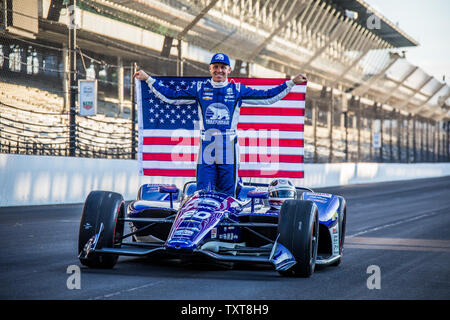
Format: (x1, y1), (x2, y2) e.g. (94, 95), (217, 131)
(364, 0), (450, 83)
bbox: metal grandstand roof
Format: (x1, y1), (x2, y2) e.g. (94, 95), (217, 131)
(330, 0), (419, 47)
(33, 0), (448, 120)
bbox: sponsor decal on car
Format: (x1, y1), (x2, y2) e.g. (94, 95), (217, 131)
(174, 229), (195, 237)
(331, 224), (339, 255)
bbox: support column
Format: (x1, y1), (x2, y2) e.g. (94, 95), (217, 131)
(447, 121), (450, 161)
(426, 120), (430, 162)
(344, 110), (349, 162)
(369, 105), (374, 161)
(432, 121), (436, 162)
(117, 56), (124, 116)
(328, 88), (334, 163)
(420, 118), (424, 162)
(372, 102), (377, 162)
(437, 121), (442, 162)
(345, 97), (353, 162)
(389, 109), (394, 162)
(20, 44), (27, 74)
(413, 116), (417, 163)
(177, 40), (183, 77)
(379, 106), (384, 162)
(68, 0), (77, 157)
(62, 43), (69, 113)
(356, 98), (361, 162)
(131, 62), (137, 160)
(397, 111), (402, 162)
(406, 115), (410, 163)
(312, 99), (318, 163)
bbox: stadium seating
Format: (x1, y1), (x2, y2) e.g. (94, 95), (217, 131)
(0, 79), (134, 158)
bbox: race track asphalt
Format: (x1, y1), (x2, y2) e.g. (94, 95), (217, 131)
(0, 176), (449, 300)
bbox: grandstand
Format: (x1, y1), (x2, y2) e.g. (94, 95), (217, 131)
(0, 0), (449, 163)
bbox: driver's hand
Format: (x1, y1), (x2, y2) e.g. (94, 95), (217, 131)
(133, 70), (150, 81)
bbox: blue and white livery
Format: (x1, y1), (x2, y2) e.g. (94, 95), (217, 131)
(78, 180), (347, 277)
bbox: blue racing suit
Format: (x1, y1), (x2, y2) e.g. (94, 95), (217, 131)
(146, 77), (295, 196)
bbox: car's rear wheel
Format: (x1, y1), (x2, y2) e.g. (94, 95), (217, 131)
(277, 200), (319, 277)
(331, 196), (346, 267)
(78, 191), (125, 268)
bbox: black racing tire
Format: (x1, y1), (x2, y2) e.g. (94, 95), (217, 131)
(78, 191), (125, 269)
(277, 200), (319, 278)
(331, 196), (347, 267)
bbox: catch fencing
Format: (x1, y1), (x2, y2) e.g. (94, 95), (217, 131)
(0, 35), (449, 163)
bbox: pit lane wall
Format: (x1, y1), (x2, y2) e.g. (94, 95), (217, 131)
(1, 154), (450, 207)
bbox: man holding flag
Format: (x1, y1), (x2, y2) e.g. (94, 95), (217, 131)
(133, 53), (307, 197)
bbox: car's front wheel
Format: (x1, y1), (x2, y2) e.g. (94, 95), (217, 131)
(78, 191), (125, 268)
(277, 200), (319, 277)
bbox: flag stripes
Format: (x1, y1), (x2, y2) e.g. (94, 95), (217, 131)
(137, 77), (306, 179)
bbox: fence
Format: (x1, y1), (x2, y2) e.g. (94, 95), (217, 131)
(0, 34), (137, 159)
(303, 92), (450, 163)
(0, 36), (449, 163)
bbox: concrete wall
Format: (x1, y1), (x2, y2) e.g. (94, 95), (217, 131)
(1, 154), (449, 207)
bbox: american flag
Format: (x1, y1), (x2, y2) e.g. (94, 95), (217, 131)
(136, 77), (305, 179)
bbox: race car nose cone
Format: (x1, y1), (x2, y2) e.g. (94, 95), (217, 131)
(166, 239), (196, 251)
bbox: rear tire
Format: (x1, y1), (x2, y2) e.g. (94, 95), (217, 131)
(331, 196), (346, 267)
(78, 191), (125, 269)
(277, 200), (319, 277)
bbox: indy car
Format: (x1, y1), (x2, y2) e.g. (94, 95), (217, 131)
(78, 180), (346, 277)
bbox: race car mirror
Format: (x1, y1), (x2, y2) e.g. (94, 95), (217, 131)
(159, 185), (180, 209)
(158, 185), (179, 194)
(247, 190), (269, 199)
(247, 190), (268, 213)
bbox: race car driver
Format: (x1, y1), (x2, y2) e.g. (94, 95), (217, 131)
(133, 53), (307, 197)
(268, 178), (297, 210)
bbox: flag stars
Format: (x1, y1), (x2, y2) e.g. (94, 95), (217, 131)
(145, 78), (203, 129)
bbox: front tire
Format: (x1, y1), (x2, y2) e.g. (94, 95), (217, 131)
(78, 191), (125, 268)
(277, 200), (319, 277)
